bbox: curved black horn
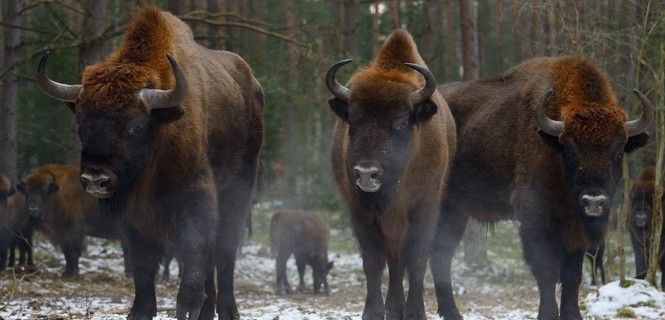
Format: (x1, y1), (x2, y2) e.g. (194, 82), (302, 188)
(325, 59), (352, 102)
(37, 53), (82, 102)
(404, 63), (437, 105)
(536, 89), (564, 136)
(138, 53), (188, 110)
(626, 89), (655, 137)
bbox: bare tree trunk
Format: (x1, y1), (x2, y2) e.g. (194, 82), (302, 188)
(344, 0), (361, 57)
(459, 0), (479, 81)
(646, 45), (664, 286)
(371, 0), (380, 54)
(529, 4), (539, 56)
(496, 0), (504, 68)
(389, 0), (400, 29)
(168, 0), (185, 15)
(207, 0), (225, 49)
(421, 0), (440, 72)
(67, 0), (109, 164)
(0, 0), (22, 179)
(511, 2), (524, 61)
(546, 0), (557, 55)
(442, 0), (456, 79)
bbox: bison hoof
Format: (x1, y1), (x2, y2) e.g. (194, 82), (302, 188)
(437, 309), (463, 320)
(217, 307), (240, 320)
(61, 270), (80, 279)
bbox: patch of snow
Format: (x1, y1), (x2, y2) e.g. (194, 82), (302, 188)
(585, 279), (665, 319)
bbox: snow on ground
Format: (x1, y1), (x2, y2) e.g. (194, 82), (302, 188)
(585, 279), (665, 319)
(0, 221), (662, 319)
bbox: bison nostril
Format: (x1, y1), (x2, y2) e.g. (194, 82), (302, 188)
(370, 172), (380, 180)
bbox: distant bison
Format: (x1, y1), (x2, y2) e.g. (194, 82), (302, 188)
(18, 164), (128, 277)
(0, 173), (32, 270)
(269, 210), (333, 295)
(327, 30), (456, 319)
(37, 6), (263, 319)
(433, 56), (653, 320)
(629, 165), (664, 289)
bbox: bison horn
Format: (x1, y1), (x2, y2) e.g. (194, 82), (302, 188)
(404, 63), (437, 105)
(37, 53), (82, 102)
(325, 59), (352, 102)
(625, 89), (655, 137)
(138, 53), (188, 110)
(536, 89), (564, 137)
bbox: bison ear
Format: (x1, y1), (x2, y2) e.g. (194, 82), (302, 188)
(414, 100), (437, 123)
(625, 132), (649, 153)
(150, 106), (185, 125)
(7, 187), (16, 197)
(328, 98), (348, 121)
(16, 181), (26, 194)
(538, 130), (562, 150)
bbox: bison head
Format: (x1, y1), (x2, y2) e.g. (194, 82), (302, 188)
(630, 179), (656, 229)
(537, 89), (654, 220)
(37, 53), (187, 199)
(326, 60), (437, 195)
(17, 172), (58, 220)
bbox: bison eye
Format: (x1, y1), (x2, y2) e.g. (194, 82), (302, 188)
(395, 119), (409, 131)
(128, 124), (145, 137)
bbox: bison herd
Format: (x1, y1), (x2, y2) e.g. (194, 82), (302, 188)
(0, 5), (662, 320)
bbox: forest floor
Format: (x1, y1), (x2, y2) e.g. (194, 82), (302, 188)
(0, 207), (663, 320)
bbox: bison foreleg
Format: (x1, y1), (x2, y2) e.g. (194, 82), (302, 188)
(560, 251), (583, 320)
(356, 224), (386, 320)
(125, 228), (161, 320)
(431, 202), (467, 320)
(62, 241), (83, 278)
(174, 205), (216, 320)
(520, 225), (561, 320)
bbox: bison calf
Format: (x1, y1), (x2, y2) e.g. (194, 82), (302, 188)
(629, 166), (665, 289)
(270, 211), (333, 295)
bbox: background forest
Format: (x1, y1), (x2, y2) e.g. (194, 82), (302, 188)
(1, 0), (664, 210)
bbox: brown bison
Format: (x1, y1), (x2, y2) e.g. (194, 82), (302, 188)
(17, 164), (128, 277)
(629, 165), (664, 289)
(432, 56), (654, 320)
(326, 30), (456, 319)
(269, 210), (333, 295)
(37, 6), (263, 320)
(0, 173), (32, 270)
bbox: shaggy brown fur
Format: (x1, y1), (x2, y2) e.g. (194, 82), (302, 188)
(269, 211), (332, 295)
(432, 56), (650, 320)
(329, 30), (456, 319)
(38, 6), (264, 319)
(629, 166), (665, 290)
(18, 164), (125, 277)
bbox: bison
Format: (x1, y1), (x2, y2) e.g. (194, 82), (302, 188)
(326, 30), (456, 319)
(37, 6), (263, 320)
(17, 164), (128, 277)
(629, 165), (664, 289)
(0, 173), (34, 271)
(269, 210), (333, 295)
(431, 56), (654, 320)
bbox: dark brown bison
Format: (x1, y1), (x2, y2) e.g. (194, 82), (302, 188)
(629, 165), (664, 289)
(0, 173), (32, 270)
(326, 30), (456, 319)
(37, 6), (263, 320)
(432, 56), (654, 320)
(269, 210), (333, 295)
(17, 164), (128, 277)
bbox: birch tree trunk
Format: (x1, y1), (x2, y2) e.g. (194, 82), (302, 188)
(389, 0), (400, 29)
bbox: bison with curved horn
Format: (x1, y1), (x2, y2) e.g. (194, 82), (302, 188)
(327, 29), (456, 319)
(432, 56), (654, 320)
(37, 6), (264, 320)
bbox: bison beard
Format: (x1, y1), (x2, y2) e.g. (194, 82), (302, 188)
(431, 56), (653, 320)
(36, 6), (263, 320)
(327, 30), (456, 319)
